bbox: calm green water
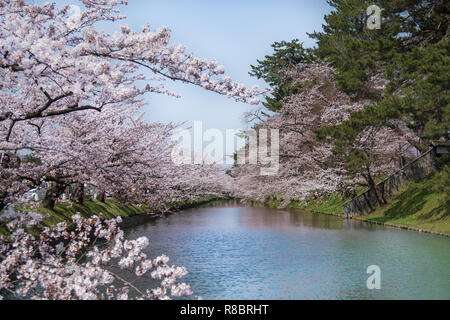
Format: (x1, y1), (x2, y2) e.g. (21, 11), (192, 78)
(123, 201), (450, 300)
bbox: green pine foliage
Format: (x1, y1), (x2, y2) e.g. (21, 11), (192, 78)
(312, 0), (449, 183)
(249, 39), (313, 111)
(312, 0), (449, 140)
(247, 0), (448, 212)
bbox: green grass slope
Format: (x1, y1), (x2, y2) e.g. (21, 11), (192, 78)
(359, 165), (449, 235)
(247, 194), (347, 216)
(0, 195), (222, 235)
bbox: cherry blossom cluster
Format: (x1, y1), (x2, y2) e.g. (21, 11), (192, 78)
(0, 0), (249, 209)
(0, 0), (255, 300)
(0, 211), (195, 300)
(231, 63), (419, 204)
(0, 0), (265, 138)
(0, 103), (232, 210)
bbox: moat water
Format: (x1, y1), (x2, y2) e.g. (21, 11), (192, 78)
(123, 201), (450, 300)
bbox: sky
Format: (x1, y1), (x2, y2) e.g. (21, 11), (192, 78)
(119, 0), (333, 132)
(39, 0), (332, 156)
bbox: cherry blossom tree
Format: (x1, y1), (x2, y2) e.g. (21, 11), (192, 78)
(0, 0), (261, 129)
(0, 211), (196, 300)
(0, 0), (262, 208)
(0, 0), (257, 300)
(232, 63), (419, 205)
(1, 103), (233, 210)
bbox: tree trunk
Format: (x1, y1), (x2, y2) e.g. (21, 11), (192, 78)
(1, 152), (19, 211)
(366, 169), (385, 207)
(96, 191), (106, 203)
(71, 183), (85, 205)
(42, 183), (67, 209)
(0, 193), (7, 212)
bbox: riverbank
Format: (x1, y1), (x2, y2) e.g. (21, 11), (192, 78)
(0, 195), (225, 235)
(244, 166), (449, 237)
(246, 194), (347, 216)
(355, 167), (449, 236)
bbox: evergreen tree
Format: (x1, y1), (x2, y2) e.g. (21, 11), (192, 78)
(314, 0), (449, 185)
(249, 39), (313, 111)
(246, 0), (448, 199)
(310, 0), (449, 100)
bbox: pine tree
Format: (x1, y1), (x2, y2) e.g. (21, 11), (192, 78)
(314, 0), (449, 186)
(249, 39), (313, 111)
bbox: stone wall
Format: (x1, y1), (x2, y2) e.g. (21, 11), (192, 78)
(343, 148), (438, 218)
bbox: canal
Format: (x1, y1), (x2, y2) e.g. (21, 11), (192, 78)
(122, 201), (450, 299)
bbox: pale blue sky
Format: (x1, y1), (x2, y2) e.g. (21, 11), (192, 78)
(120, 0), (332, 133)
(40, 0), (332, 134)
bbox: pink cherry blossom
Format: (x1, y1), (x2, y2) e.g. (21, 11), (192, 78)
(232, 63), (419, 203)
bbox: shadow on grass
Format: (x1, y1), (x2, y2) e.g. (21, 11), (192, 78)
(39, 200), (150, 226)
(384, 186), (430, 220)
(368, 183), (448, 224)
(418, 198), (449, 221)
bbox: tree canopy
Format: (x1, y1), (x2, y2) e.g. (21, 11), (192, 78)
(312, 0), (449, 145)
(244, 0), (448, 203)
(249, 39), (313, 111)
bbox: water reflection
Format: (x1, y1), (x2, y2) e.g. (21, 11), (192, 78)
(123, 201), (450, 300)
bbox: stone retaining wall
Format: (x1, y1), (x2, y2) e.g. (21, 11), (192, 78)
(343, 149), (437, 217)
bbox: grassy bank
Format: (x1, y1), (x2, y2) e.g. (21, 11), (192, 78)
(358, 167), (449, 235)
(247, 194), (347, 216)
(295, 194), (346, 216)
(0, 195), (223, 235)
(37, 199), (153, 226)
